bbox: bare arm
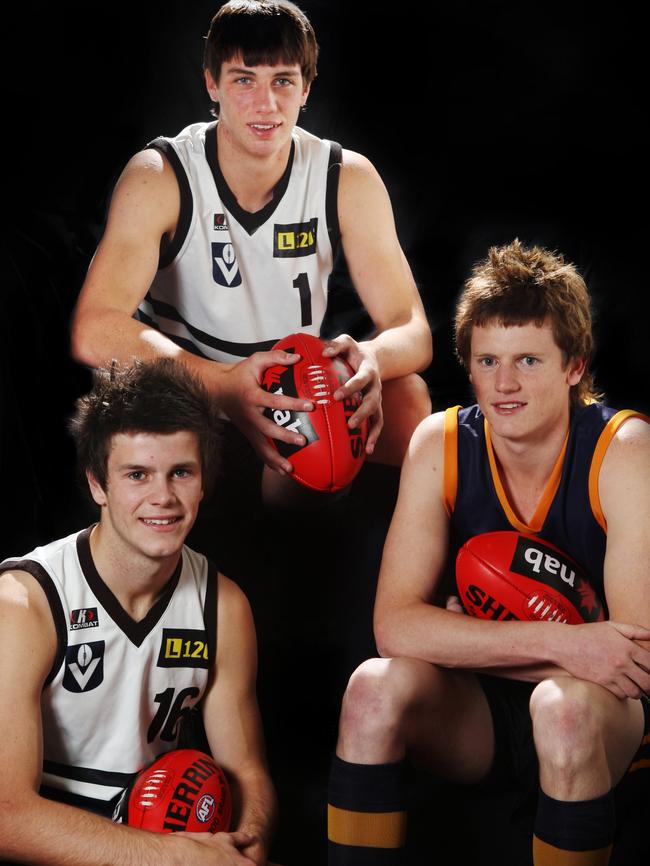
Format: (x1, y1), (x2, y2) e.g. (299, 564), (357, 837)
(0, 569), (256, 866)
(202, 575), (277, 866)
(600, 419), (650, 649)
(322, 151), (432, 448)
(373, 414), (650, 695)
(71, 150), (316, 473)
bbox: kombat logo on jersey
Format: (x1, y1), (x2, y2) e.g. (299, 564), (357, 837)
(260, 358), (319, 457)
(62, 641), (105, 693)
(213, 213), (228, 231)
(70, 607), (99, 630)
(273, 218), (318, 258)
(211, 242), (242, 287)
(157, 629), (210, 669)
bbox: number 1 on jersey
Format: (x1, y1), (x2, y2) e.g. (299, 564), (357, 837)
(293, 273), (312, 327)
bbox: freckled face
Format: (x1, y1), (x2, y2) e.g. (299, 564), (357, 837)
(469, 319), (585, 444)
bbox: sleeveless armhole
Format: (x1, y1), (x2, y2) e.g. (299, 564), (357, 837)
(147, 136), (194, 269)
(443, 407), (461, 516)
(326, 141), (342, 260)
(203, 564), (218, 667)
(588, 410), (650, 533)
(0, 559), (67, 686)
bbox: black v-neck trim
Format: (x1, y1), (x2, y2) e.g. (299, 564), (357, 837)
(205, 123), (295, 235)
(76, 528), (182, 648)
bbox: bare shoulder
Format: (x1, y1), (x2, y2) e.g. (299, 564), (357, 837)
(107, 148), (180, 235)
(405, 411), (446, 464)
(216, 574), (255, 643)
(0, 568), (57, 679)
(0, 567), (52, 619)
(601, 416), (650, 474)
(217, 572), (252, 612)
(600, 415), (650, 516)
(339, 148), (387, 199)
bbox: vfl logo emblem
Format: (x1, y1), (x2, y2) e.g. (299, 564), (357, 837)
(70, 608), (99, 630)
(63, 641), (105, 693)
(211, 242), (242, 287)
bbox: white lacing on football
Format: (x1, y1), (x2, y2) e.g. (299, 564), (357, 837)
(307, 364), (332, 405)
(137, 769), (169, 807)
(526, 594), (568, 624)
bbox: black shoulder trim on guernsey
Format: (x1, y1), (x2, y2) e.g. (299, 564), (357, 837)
(0, 559), (67, 686)
(76, 528), (182, 648)
(206, 122), (295, 235)
(203, 564), (218, 666)
(326, 141), (342, 260)
(145, 294), (278, 357)
(42, 760), (135, 788)
(147, 136), (193, 268)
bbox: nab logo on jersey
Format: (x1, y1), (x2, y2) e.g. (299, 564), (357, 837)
(213, 213), (228, 231)
(158, 629), (210, 669)
(274, 219), (318, 258)
(63, 641), (105, 693)
(70, 608), (99, 630)
(212, 242), (242, 287)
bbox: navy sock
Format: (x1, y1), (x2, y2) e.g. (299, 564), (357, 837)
(328, 755), (407, 865)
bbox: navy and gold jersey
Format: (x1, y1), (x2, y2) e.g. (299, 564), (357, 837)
(442, 403), (648, 612)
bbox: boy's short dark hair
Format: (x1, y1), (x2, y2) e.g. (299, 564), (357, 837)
(69, 359), (222, 494)
(204, 0), (319, 92)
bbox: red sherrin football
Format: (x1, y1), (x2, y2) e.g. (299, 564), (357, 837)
(455, 531), (605, 624)
(262, 333), (368, 492)
(115, 749), (231, 834)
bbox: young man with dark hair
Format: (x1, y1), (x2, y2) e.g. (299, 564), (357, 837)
(71, 0), (432, 486)
(328, 240), (650, 865)
(0, 359), (275, 866)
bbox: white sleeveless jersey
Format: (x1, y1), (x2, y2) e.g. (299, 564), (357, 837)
(136, 121), (341, 364)
(0, 528), (216, 814)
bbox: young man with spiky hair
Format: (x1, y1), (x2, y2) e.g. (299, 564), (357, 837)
(71, 0), (432, 493)
(328, 241), (650, 866)
(0, 360), (275, 866)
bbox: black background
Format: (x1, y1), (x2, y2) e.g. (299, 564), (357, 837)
(1, 2), (648, 863)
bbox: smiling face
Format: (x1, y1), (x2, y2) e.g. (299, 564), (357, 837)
(469, 319), (585, 445)
(205, 57), (309, 158)
(87, 431), (204, 566)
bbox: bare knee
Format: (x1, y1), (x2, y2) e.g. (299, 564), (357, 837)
(530, 678), (602, 772)
(338, 657), (443, 762)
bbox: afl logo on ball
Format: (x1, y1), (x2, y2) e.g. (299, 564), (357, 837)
(195, 794), (216, 824)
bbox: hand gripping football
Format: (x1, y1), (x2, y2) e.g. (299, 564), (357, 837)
(261, 333), (368, 492)
(455, 531), (605, 624)
(114, 748), (231, 834)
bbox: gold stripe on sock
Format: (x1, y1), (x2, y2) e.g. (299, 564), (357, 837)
(533, 835), (612, 865)
(328, 804), (406, 848)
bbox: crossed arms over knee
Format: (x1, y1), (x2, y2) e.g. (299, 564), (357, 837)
(373, 413), (650, 701)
